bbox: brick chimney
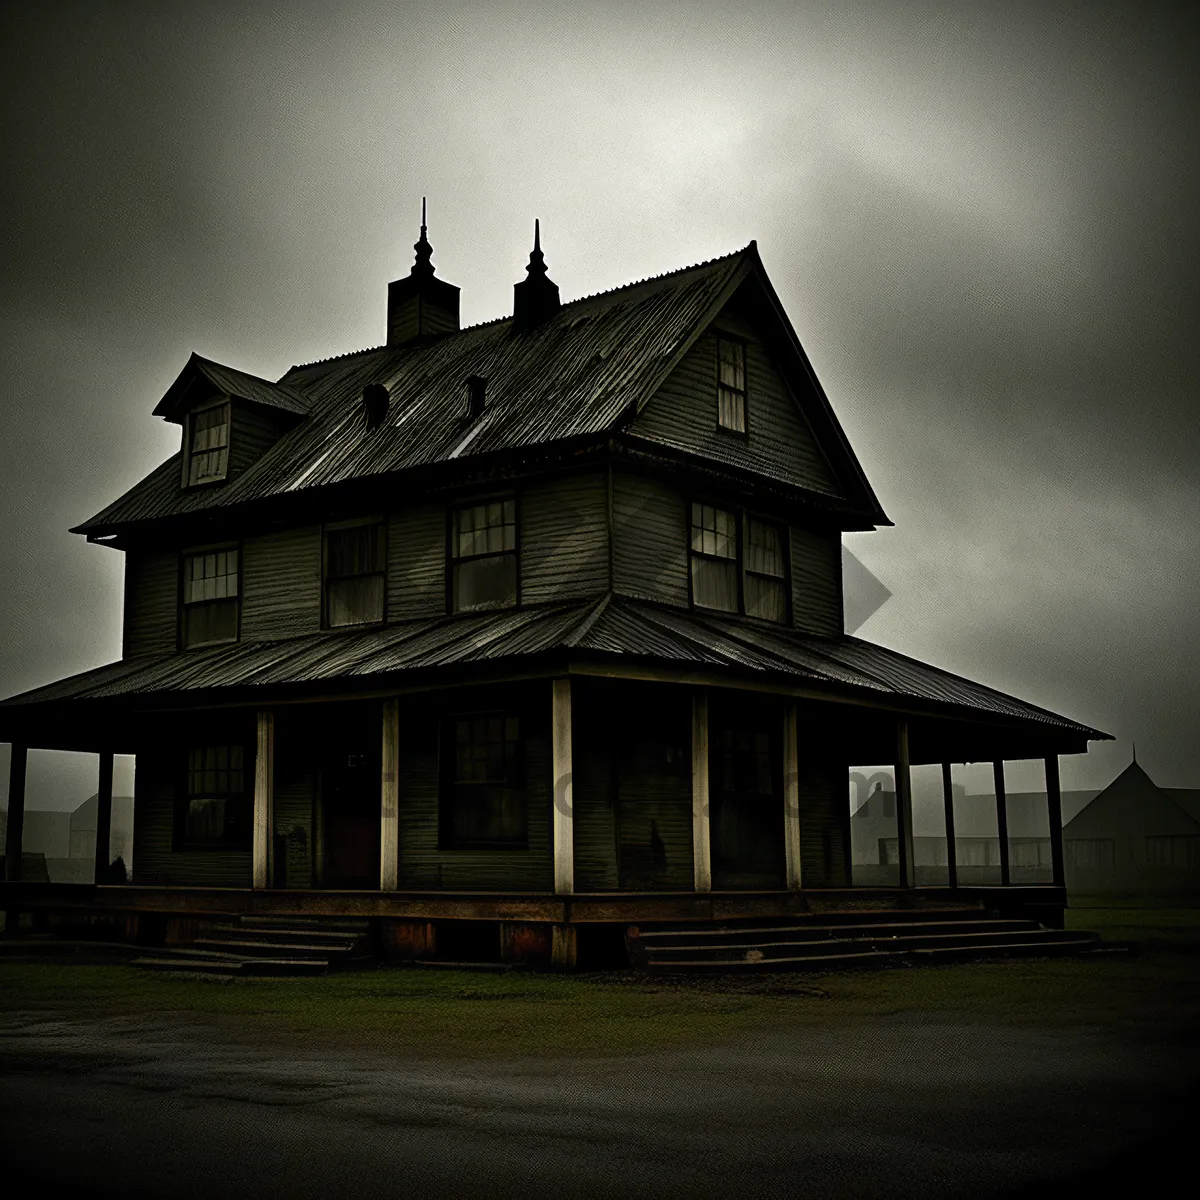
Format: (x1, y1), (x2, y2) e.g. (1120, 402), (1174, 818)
(387, 199), (460, 346)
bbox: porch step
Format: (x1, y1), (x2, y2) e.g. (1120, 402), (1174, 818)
(638, 917), (1035, 949)
(131, 914), (373, 977)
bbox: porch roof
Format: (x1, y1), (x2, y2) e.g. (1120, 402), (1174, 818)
(0, 596), (1108, 744)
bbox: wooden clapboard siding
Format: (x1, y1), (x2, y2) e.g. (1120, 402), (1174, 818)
(798, 758), (849, 886)
(520, 471), (609, 604)
(241, 525), (322, 640)
(130, 743), (252, 887)
(388, 502), (445, 620)
(612, 469), (689, 605)
(273, 710), (316, 888)
(395, 687), (553, 890)
(791, 526), (843, 635)
(631, 306), (839, 495)
(122, 549), (178, 657)
(572, 685), (619, 891)
(228, 403), (286, 479)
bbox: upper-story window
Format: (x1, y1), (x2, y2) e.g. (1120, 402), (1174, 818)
(689, 502), (788, 623)
(451, 498), (517, 612)
(324, 520), (386, 627)
(185, 402), (231, 486)
(716, 337), (746, 433)
(181, 546), (239, 647)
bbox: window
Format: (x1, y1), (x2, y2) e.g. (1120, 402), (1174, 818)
(1146, 836), (1200, 867)
(440, 713), (525, 849)
(717, 336), (746, 433)
(325, 521), (386, 627)
(186, 403), (231, 486)
(689, 503), (789, 623)
(451, 498), (517, 612)
(1065, 838), (1115, 869)
(181, 547), (239, 647)
(181, 742), (249, 847)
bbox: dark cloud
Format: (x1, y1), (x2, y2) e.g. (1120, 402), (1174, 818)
(1, 0), (1194, 808)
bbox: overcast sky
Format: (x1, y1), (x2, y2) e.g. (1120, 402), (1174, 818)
(1, 0), (1195, 810)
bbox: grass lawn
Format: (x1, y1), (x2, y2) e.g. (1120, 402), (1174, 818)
(2, 900), (1198, 1058)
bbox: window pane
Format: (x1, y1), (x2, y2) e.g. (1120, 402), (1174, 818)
(184, 549), (238, 603)
(327, 575), (384, 626)
(453, 555), (517, 612)
(718, 339), (745, 390)
(718, 387), (745, 432)
(690, 504), (736, 559)
(745, 520), (783, 577)
(745, 574), (786, 623)
(183, 597), (238, 646)
(455, 500), (516, 559)
(188, 406), (230, 484)
(691, 556), (738, 612)
(326, 524), (384, 577)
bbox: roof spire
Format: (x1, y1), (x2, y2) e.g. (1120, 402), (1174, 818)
(411, 196), (434, 279)
(1132, 740), (1137, 764)
(512, 219), (560, 332)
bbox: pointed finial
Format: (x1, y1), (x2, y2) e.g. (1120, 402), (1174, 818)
(534, 218), (540, 253)
(1132, 741), (1137, 764)
(525, 219), (547, 278)
(411, 197), (434, 279)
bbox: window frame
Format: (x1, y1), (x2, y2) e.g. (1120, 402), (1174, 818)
(181, 399), (233, 489)
(437, 709), (528, 851)
(178, 541), (242, 650)
(714, 333), (749, 438)
(446, 494), (521, 615)
(686, 499), (791, 625)
(321, 516), (388, 630)
(173, 736), (253, 852)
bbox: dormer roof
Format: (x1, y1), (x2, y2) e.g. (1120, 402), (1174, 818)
(152, 353), (313, 422)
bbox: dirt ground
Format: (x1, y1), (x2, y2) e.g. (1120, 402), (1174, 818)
(1, 903), (1198, 1199)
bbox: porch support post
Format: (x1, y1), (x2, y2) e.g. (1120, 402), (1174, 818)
(380, 698), (400, 891)
(783, 702), (802, 890)
(1045, 754), (1065, 888)
(4, 743), (28, 930)
(941, 762), (958, 888)
(552, 677), (573, 896)
(895, 719), (915, 888)
(691, 688), (712, 893)
(94, 751), (114, 884)
(994, 760), (1011, 886)
(252, 712), (274, 890)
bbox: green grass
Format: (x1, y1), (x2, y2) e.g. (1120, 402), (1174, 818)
(2, 901), (1198, 1057)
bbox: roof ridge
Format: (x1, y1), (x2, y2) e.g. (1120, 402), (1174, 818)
(284, 243), (753, 375)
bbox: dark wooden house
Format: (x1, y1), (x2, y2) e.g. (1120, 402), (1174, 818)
(0, 218), (1110, 965)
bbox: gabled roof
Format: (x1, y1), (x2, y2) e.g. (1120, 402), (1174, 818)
(152, 353), (312, 420)
(73, 245), (886, 536)
(0, 596), (1106, 747)
(1063, 761), (1200, 838)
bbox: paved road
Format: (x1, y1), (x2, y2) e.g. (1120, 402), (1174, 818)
(1, 1010), (1196, 1198)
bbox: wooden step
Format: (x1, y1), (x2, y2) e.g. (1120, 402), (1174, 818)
(193, 938), (358, 959)
(647, 949), (896, 972)
(637, 918), (1035, 946)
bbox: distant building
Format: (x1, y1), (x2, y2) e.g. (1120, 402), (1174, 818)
(1063, 760), (1200, 894)
(0, 794), (133, 884)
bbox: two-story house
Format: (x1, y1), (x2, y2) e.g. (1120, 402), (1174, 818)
(0, 216), (1109, 965)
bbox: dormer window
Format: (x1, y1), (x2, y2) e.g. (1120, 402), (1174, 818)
(185, 402), (231, 486)
(716, 337), (746, 433)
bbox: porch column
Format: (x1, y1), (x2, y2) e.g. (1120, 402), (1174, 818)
(1045, 754), (1065, 888)
(552, 678), (573, 895)
(691, 689), (712, 893)
(783, 703), (802, 890)
(994, 760), (1011, 886)
(4, 743), (29, 932)
(895, 720), (915, 888)
(380, 699), (400, 891)
(93, 751), (114, 884)
(252, 712), (274, 890)
(941, 762), (958, 888)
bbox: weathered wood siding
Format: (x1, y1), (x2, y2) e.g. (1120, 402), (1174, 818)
(388, 503), (445, 620)
(798, 757), (849, 886)
(123, 549), (178, 657)
(612, 469), (689, 604)
(395, 685), (553, 890)
(229, 403), (285, 480)
(790, 527), (843, 635)
(631, 307), (839, 495)
(130, 739), (252, 887)
(520, 472), (609, 604)
(241, 525), (322, 640)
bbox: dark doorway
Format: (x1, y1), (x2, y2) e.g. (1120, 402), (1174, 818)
(320, 704), (381, 889)
(710, 701), (786, 889)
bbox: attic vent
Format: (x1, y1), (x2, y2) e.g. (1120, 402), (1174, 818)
(464, 375), (487, 420)
(361, 383), (391, 429)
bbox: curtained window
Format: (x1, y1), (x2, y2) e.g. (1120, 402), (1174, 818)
(180, 742), (249, 847)
(186, 403), (231, 486)
(181, 547), (239, 646)
(325, 522), (386, 627)
(717, 337), (746, 433)
(451, 499), (517, 612)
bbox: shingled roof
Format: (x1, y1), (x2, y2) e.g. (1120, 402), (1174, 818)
(73, 244), (886, 536)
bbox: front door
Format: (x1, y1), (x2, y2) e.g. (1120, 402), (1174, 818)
(710, 710), (786, 890)
(321, 708), (381, 889)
